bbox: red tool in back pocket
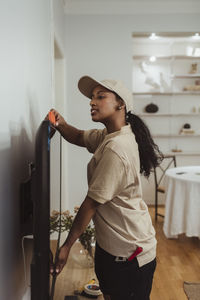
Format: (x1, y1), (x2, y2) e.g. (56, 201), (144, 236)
(128, 247), (143, 261)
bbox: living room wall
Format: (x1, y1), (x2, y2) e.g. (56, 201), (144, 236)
(64, 12), (200, 209)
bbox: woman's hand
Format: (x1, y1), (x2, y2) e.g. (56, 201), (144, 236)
(45, 108), (85, 146)
(50, 245), (70, 275)
(49, 109), (67, 130)
(45, 109), (67, 138)
(49, 250), (54, 273)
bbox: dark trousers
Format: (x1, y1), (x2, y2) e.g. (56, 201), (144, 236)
(95, 243), (156, 300)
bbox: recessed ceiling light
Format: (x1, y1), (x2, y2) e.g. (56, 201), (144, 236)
(149, 56), (156, 62)
(192, 33), (200, 40)
(149, 33), (158, 40)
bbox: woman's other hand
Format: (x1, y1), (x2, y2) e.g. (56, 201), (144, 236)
(49, 250), (55, 274)
(50, 245), (70, 275)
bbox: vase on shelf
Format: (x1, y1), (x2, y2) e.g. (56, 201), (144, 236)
(71, 242), (95, 269)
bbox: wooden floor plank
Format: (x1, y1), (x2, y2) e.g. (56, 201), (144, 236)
(51, 206), (200, 300)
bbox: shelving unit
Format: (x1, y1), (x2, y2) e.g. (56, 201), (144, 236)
(132, 33), (200, 159)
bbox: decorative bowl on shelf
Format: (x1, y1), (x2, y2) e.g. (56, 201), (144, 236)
(189, 63), (198, 74)
(183, 123), (191, 129)
(144, 103), (159, 113)
(179, 123), (195, 135)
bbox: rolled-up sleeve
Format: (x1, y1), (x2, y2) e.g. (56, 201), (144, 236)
(84, 129), (105, 153)
(87, 148), (127, 204)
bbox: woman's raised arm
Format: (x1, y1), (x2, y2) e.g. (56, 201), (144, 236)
(49, 109), (85, 147)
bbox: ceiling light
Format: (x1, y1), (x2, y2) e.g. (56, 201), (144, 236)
(149, 33), (158, 40)
(192, 33), (200, 40)
(149, 56), (156, 62)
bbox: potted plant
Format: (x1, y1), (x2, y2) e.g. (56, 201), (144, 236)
(50, 206), (96, 266)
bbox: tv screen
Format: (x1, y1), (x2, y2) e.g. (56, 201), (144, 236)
(31, 120), (61, 300)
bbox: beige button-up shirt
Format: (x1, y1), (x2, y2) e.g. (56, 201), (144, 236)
(84, 124), (156, 267)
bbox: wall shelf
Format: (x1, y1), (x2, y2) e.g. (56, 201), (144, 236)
(133, 92), (200, 95)
(132, 55), (200, 60)
(166, 151), (200, 156)
(139, 113), (200, 117)
(172, 74), (200, 78)
(153, 134), (200, 138)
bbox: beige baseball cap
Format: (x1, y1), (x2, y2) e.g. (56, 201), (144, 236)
(78, 75), (133, 113)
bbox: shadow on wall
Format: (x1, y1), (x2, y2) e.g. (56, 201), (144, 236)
(0, 97), (39, 300)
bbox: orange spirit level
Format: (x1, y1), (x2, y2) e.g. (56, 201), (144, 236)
(48, 111), (56, 125)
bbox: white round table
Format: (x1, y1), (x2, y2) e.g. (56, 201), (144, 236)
(163, 166), (200, 238)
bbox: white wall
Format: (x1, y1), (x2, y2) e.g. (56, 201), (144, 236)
(53, 0), (69, 212)
(64, 13), (200, 209)
(53, 0), (66, 54)
(0, 0), (65, 299)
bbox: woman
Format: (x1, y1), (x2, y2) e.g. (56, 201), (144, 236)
(49, 76), (163, 300)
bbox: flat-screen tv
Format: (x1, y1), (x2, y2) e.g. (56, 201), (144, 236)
(30, 120), (61, 300)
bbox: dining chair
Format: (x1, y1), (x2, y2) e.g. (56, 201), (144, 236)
(154, 155), (177, 221)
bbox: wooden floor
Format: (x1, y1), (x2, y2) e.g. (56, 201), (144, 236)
(51, 206), (200, 300)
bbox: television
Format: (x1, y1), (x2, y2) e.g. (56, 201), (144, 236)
(30, 120), (62, 300)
